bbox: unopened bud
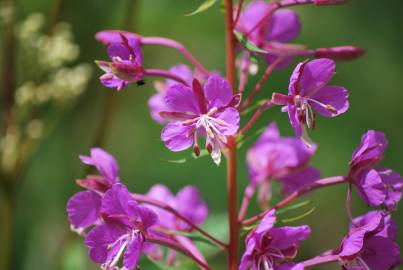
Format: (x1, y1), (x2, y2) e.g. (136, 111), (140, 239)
(315, 46), (365, 61)
(314, 0), (346, 5)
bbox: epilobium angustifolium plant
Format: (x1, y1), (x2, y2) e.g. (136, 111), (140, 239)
(66, 1), (402, 269)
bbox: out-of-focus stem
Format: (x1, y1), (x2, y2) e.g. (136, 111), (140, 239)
(47, 0), (65, 33)
(2, 0), (16, 133)
(240, 100), (274, 135)
(141, 37), (210, 76)
(240, 59), (280, 111)
(1, 183), (15, 270)
(146, 235), (212, 270)
(238, 183), (256, 221)
(242, 176), (347, 226)
(132, 194), (227, 249)
(144, 69), (190, 86)
(233, 0), (245, 27)
(224, 1), (239, 269)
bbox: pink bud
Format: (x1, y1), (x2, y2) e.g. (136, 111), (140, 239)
(314, 46), (365, 61)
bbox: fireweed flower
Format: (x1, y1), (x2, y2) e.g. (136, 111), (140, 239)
(348, 131), (403, 210)
(148, 64), (194, 124)
(96, 33), (144, 91)
(338, 211), (401, 270)
(272, 58), (349, 140)
(85, 183), (158, 270)
(240, 209), (310, 270)
(160, 74), (240, 165)
(236, 0), (304, 69)
(67, 148), (120, 234)
(144, 184), (208, 264)
(247, 122), (319, 204)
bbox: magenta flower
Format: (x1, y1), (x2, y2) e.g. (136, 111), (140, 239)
(95, 30), (140, 45)
(272, 58), (349, 138)
(236, 1), (303, 68)
(145, 184), (208, 231)
(67, 148), (120, 234)
(240, 209), (310, 270)
(148, 64), (194, 124)
(85, 183), (157, 270)
(96, 33), (144, 91)
(144, 184), (208, 265)
(354, 168), (403, 211)
(338, 211), (401, 270)
(349, 130), (388, 177)
(352, 210), (397, 240)
(279, 167), (321, 195)
(160, 74), (240, 165)
(247, 122), (316, 184)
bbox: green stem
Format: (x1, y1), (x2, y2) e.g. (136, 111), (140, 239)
(1, 181), (15, 270)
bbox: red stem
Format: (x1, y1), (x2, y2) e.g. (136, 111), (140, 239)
(144, 69), (191, 86)
(238, 183), (256, 221)
(132, 194), (227, 249)
(240, 59), (280, 111)
(141, 37), (210, 76)
(146, 234), (212, 270)
(224, 1), (239, 269)
(242, 176), (347, 226)
(233, 0), (245, 28)
(240, 100), (274, 135)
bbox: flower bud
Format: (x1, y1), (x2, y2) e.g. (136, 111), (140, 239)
(315, 46), (365, 61)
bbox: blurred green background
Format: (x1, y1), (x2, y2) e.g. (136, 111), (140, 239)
(1, 0), (403, 269)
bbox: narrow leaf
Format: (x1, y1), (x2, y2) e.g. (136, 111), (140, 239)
(281, 206), (316, 223)
(234, 31), (268, 54)
(186, 0), (218, 16)
(276, 200), (312, 214)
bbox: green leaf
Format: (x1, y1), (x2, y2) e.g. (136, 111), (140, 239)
(162, 158), (188, 164)
(276, 200), (312, 214)
(234, 31), (268, 54)
(281, 206), (316, 223)
(186, 0), (218, 16)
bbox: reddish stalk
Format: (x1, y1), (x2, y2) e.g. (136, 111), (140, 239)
(233, 0), (245, 28)
(144, 69), (191, 86)
(141, 37), (210, 76)
(224, 1), (240, 269)
(146, 235), (212, 270)
(240, 59), (280, 111)
(238, 183), (256, 221)
(132, 194), (227, 249)
(302, 254), (340, 268)
(242, 176), (347, 226)
(240, 100), (274, 135)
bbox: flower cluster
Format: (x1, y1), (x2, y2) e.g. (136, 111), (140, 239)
(66, 1), (402, 270)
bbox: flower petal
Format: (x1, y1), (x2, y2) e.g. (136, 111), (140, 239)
(165, 84), (199, 114)
(204, 74), (233, 109)
(309, 85), (349, 117)
(292, 59), (336, 96)
(354, 169), (387, 207)
(287, 105), (302, 137)
(67, 191), (102, 230)
(269, 225), (311, 251)
(266, 10), (301, 43)
(95, 30), (139, 45)
(108, 43), (130, 60)
(101, 183), (136, 218)
(176, 186), (208, 227)
(166, 64), (193, 88)
(123, 234), (143, 269)
(280, 167), (321, 195)
(161, 122), (195, 152)
(255, 122), (281, 145)
(85, 223), (126, 264)
(148, 92), (169, 124)
(215, 107), (240, 136)
(378, 168), (403, 211)
(361, 236), (401, 270)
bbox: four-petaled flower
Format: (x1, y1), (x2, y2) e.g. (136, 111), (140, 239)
(148, 64), (195, 124)
(338, 211), (401, 270)
(236, 0), (304, 69)
(67, 148), (120, 234)
(96, 33), (144, 91)
(85, 183), (158, 270)
(272, 58), (349, 141)
(247, 122), (320, 205)
(144, 184), (208, 265)
(160, 74), (240, 165)
(348, 130), (403, 210)
(240, 209), (310, 270)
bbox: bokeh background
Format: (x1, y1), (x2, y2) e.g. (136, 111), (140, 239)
(1, 0), (403, 269)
